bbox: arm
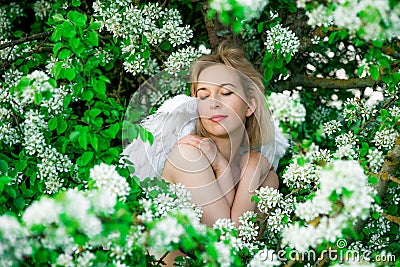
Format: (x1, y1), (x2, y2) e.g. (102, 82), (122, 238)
(176, 135), (236, 207)
(162, 144), (234, 226)
(230, 150), (279, 225)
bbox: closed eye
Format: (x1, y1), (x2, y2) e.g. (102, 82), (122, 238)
(222, 91), (233, 96)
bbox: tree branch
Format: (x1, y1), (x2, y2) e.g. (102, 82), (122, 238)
(272, 74), (377, 92)
(0, 31), (53, 50)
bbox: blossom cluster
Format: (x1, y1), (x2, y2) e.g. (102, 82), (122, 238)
(282, 161), (320, 190)
(373, 127), (398, 150)
(0, 184), (119, 266)
(210, 0), (269, 21)
(0, 2), (23, 40)
(282, 160), (374, 252)
(0, 70), (73, 193)
(264, 23), (300, 56)
(342, 97), (377, 122)
(89, 163), (131, 202)
(33, 0), (52, 20)
(323, 120), (342, 136)
(254, 186), (295, 238)
(92, 1), (198, 76)
(299, 0), (400, 41)
(267, 92), (306, 127)
(137, 181), (202, 223)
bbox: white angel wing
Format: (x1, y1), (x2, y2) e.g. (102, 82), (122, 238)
(122, 94), (198, 181)
(261, 120), (289, 171)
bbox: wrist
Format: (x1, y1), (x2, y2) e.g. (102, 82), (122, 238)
(212, 154), (229, 175)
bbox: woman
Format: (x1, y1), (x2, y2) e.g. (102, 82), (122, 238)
(162, 42), (279, 227)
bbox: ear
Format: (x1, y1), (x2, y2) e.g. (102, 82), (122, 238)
(246, 98), (257, 117)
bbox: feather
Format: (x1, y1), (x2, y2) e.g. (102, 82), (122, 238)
(122, 94), (198, 181)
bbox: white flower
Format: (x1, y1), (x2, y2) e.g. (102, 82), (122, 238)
(55, 254), (74, 267)
(238, 211), (259, 242)
(323, 120), (342, 136)
(333, 144), (358, 160)
(164, 46), (202, 75)
(282, 162), (320, 189)
(335, 132), (358, 147)
(268, 93), (306, 127)
(76, 251), (95, 267)
(33, 0), (51, 20)
(90, 163), (130, 201)
(23, 197), (62, 227)
(148, 215), (185, 257)
(367, 148), (384, 173)
(264, 23), (300, 56)
(373, 128), (398, 150)
(88, 189), (117, 215)
(255, 186), (282, 213)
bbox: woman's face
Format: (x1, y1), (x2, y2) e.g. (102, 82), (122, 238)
(194, 65), (253, 138)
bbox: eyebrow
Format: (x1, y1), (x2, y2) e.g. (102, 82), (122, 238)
(195, 82), (237, 95)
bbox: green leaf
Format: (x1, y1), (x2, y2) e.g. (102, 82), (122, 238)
(142, 49), (151, 59)
(285, 53), (292, 63)
(53, 43), (63, 55)
(160, 41), (171, 50)
(257, 22), (264, 33)
(13, 197), (25, 210)
(370, 65), (380, 81)
(72, 0), (81, 7)
(372, 39), (383, 48)
(264, 68), (273, 82)
(90, 135), (99, 151)
(48, 117), (58, 130)
(15, 160), (27, 172)
(296, 157), (305, 166)
(69, 37), (81, 50)
(34, 93), (42, 105)
(64, 68), (76, 81)
(328, 31), (338, 44)
(5, 187), (16, 198)
(61, 21), (76, 38)
(86, 31), (99, 46)
(51, 28), (63, 41)
(57, 118), (68, 134)
(92, 79), (106, 95)
(0, 176), (13, 192)
(58, 49), (71, 60)
(88, 22), (101, 30)
(52, 14), (64, 22)
(78, 132), (88, 149)
(89, 109), (102, 118)
(77, 151), (93, 166)
(69, 131), (80, 141)
(0, 160), (8, 174)
(81, 90), (94, 101)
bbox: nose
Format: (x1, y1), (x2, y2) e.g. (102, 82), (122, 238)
(209, 97), (221, 109)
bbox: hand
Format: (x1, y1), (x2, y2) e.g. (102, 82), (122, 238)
(177, 134), (228, 175)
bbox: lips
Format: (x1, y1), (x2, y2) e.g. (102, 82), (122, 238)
(210, 115), (228, 122)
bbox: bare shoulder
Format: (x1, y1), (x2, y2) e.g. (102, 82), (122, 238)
(162, 143), (211, 182)
(260, 170), (279, 190)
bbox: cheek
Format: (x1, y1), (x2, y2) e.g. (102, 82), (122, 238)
(197, 102), (208, 116)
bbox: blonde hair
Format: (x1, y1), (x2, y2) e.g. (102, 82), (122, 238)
(190, 42), (274, 148)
